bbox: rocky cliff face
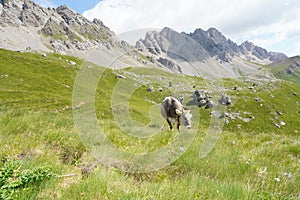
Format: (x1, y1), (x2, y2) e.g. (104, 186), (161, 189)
(137, 27), (287, 64)
(0, 0), (119, 53)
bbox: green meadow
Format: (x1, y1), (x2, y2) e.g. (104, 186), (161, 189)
(0, 48), (299, 199)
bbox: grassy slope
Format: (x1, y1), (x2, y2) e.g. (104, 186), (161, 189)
(0, 48), (299, 199)
(266, 56), (300, 85)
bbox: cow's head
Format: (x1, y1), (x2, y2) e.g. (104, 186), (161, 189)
(176, 108), (192, 129)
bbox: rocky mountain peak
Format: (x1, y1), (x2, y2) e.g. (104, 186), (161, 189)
(56, 5), (85, 26)
(0, 0), (118, 52)
(160, 27), (173, 35)
(240, 41), (254, 51)
(136, 26), (288, 76)
(207, 27), (227, 43)
(1, 0), (19, 8)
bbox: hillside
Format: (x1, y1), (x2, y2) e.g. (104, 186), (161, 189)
(267, 56), (300, 85)
(0, 48), (299, 199)
(135, 27), (287, 78)
(1, 0), (293, 80)
(0, 0), (152, 70)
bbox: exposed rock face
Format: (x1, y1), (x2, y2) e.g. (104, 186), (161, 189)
(268, 56), (300, 78)
(136, 27), (210, 62)
(136, 26), (288, 76)
(239, 41), (287, 62)
(284, 56), (300, 74)
(189, 28), (239, 62)
(190, 28), (287, 63)
(157, 57), (182, 73)
(0, 0), (118, 52)
(20, 0), (48, 27)
(137, 27), (287, 64)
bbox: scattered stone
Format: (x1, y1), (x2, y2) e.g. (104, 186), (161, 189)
(280, 121), (286, 126)
(69, 60), (76, 65)
(112, 72), (126, 79)
(147, 87), (153, 92)
(255, 97), (260, 102)
(270, 94), (275, 98)
(41, 53), (47, 57)
(276, 110), (283, 116)
(243, 118), (250, 123)
(158, 87), (163, 92)
(283, 172), (293, 178)
(273, 122), (281, 128)
(219, 94), (232, 105)
(231, 141), (236, 145)
(198, 99), (207, 107)
(193, 90), (209, 107)
(179, 95), (184, 104)
(205, 100), (215, 109)
(225, 118), (229, 125)
(292, 92), (297, 96)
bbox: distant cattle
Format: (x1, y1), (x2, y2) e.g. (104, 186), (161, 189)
(160, 96), (192, 131)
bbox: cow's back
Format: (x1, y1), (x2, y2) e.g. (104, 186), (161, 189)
(160, 97), (182, 119)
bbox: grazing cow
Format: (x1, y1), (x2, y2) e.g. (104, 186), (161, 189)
(160, 96), (192, 131)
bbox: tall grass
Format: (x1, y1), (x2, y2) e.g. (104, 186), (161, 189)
(0, 49), (299, 199)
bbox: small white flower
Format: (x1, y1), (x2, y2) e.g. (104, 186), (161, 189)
(246, 159), (250, 165)
(274, 177), (280, 182)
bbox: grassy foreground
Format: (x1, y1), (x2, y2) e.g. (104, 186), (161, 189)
(0, 48), (299, 199)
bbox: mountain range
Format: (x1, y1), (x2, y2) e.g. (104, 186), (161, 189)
(0, 0), (298, 80)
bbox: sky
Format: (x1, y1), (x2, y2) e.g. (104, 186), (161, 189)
(33, 0), (300, 57)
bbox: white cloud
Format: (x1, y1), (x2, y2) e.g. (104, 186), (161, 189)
(83, 0), (300, 56)
(291, 42), (300, 56)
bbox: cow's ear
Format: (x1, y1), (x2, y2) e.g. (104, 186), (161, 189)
(175, 109), (182, 116)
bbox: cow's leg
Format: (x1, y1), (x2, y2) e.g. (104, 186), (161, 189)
(176, 116), (180, 131)
(166, 118), (173, 130)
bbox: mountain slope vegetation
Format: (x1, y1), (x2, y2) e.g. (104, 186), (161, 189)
(0, 48), (299, 199)
(267, 56), (300, 85)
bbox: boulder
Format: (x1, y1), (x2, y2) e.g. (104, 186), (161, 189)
(219, 94), (231, 105)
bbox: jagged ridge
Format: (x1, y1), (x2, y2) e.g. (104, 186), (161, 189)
(137, 27), (287, 64)
(0, 0), (118, 52)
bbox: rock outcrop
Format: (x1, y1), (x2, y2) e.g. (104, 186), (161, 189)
(137, 27), (287, 64)
(0, 0), (119, 53)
